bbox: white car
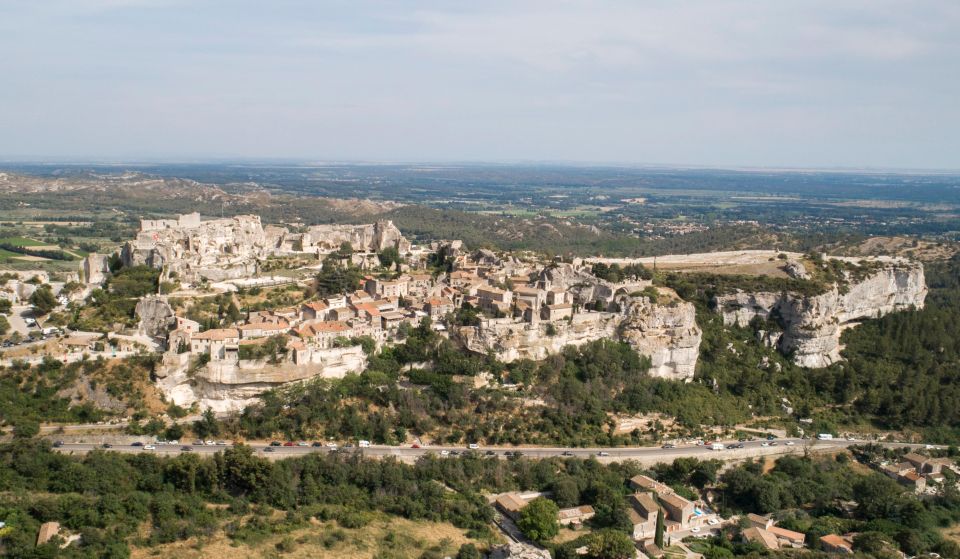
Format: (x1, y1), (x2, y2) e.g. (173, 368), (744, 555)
(785, 441), (795, 446)
(691, 527), (701, 533)
(708, 518), (720, 526)
(468, 443), (479, 450)
(204, 440), (215, 446)
(440, 450), (450, 456)
(761, 442), (770, 447)
(326, 442), (338, 448)
(143, 445), (156, 450)
(297, 441), (308, 446)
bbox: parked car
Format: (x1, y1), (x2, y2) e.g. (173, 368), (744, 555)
(661, 443), (675, 449)
(264, 447), (276, 453)
(269, 441), (282, 446)
(131, 442), (144, 447)
(52, 441), (64, 448)
(143, 445), (156, 450)
(102, 443), (112, 449)
(312, 442), (323, 447)
(562, 451), (574, 456)
(283, 441), (295, 447)
(597, 451), (610, 457)
(181, 446), (193, 451)
(468, 443), (479, 450)
(296, 441), (308, 446)
(411, 443), (421, 449)
(440, 450), (450, 456)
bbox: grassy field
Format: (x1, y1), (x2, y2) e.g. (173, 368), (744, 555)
(130, 516), (484, 559)
(0, 236), (46, 246)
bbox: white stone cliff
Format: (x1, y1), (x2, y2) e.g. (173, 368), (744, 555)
(155, 346), (367, 413)
(454, 293), (701, 381)
(714, 260), (927, 368)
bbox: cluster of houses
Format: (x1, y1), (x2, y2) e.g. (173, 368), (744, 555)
(164, 247), (592, 365)
(879, 451), (955, 494)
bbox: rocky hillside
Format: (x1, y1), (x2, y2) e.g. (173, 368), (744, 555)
(714, 258), (927, 367)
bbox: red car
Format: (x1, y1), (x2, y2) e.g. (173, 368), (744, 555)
(411, 443), (421, 449)
(283, 441), (295, 447)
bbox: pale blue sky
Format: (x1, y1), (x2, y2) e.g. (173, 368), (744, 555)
(1, 1), (958, 169)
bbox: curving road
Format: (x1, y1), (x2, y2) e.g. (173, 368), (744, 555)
(51, 437), (938, 464)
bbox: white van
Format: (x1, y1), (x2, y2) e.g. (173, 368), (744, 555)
(710, 443), (725, 450)
(817, 433), (834, 440)
(358, 440), (370, 448)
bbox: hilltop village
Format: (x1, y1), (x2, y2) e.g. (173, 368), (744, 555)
(1, 211), (927, 414)
(82, 213), (702, 410)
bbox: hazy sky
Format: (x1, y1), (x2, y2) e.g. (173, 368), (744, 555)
(1, 0), (958, 169)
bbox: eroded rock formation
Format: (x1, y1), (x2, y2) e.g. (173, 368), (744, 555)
(454, 291), (701, 381)
(714, 259), (927, 368)
(155, 346), (367, 412)
(122, 214), (275, 282)
(135, 296), (176, 344)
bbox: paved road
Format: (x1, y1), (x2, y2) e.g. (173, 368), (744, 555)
(51, 437), (937, 463)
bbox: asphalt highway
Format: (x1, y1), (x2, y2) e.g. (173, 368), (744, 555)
(52, 437), (934, 463)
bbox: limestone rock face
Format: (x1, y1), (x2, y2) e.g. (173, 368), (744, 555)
(81, 253), (111, 285)
(122, 215), (274, 282)
(302, 220), (411, 253)
(156, 346), (367, 412)
(618, 296), (702, 380)
(489, 543), (552, 559)
(135, 296), (175, 343)
(454, 294), (701, 381)
(714, 260), (926, 368)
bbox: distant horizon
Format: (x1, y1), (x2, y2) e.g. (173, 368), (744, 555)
(2, 157), (959, 176)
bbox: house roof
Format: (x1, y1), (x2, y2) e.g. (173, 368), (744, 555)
(659, 493), (692, 510)
(743, 527), (780, 550)
(747, 513), (771, 525)
(192, 328), (239, 341)
(820, 534), (852, 550)
(239, 322), (288, 331)
(630, 474), (673, 494)
(630, 492), (659, 516)
(768, 526), (806, 543)
(495, 493), (528, 513)
(297, 321), (350, 337)
(302, 301), (328, 312)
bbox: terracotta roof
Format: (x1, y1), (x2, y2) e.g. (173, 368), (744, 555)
(630, 475), (673, 494)
(768, 526), (805, 543)
(192, 328), (239, 341)
(302, 301), (328, 311)
(297, 321), (350, 336)
(820, 534), (852, 551)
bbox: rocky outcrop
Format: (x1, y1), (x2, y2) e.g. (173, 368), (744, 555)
(489, 543), (551, 559)
(617, 295), (702, 379)
(302, 220), (411, 253)
(135, 296), (175, 343)
(454, 292), (701, 381)
(122, 214), (275, 282)
(155, 346), (366, 412)
(538, 263), (650, 307)
(81, 253), (111, 285)
(714, 259), (926, 368)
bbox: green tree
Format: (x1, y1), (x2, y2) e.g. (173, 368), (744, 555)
(456, 543), (482, 559)
(193, 409), (221, 439)
(654, 505), (665, 547)
(516, 497), (560, 542)
(0, 314), (9, 335)
(29, 285), (58, 314)
(587, 528), (636, 559)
